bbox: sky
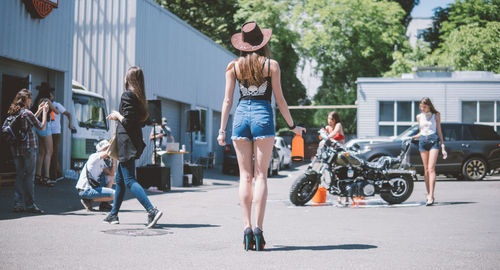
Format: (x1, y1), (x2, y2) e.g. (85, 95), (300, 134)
(411, 0), (455, 18)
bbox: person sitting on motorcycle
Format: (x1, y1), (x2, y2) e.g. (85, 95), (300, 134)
(318, 111), (349, 205)
(323, 111), (345, 143)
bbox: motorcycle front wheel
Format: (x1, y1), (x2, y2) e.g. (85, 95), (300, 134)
(289, 173), (320, 206)
(380, 175), (414, 204)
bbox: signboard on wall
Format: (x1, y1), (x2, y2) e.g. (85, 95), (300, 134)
(23, 0), (58, 19)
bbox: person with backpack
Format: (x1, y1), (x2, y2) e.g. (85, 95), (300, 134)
(5, 88), (49, 213)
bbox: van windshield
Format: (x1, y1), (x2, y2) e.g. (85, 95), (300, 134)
(73, 94), (108, 130)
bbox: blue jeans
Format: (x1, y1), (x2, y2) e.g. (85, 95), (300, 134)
(110, 159), (153, 215)
(12, 148), (37, 208)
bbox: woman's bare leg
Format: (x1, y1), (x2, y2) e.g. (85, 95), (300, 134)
(427, 149), (440, 200)
(36, 135), (46, 177)
(42, 135), (53, 179)
(253, 137), (274, 229)
(233, 139), (254, 229)
(420, 151), (430, 194)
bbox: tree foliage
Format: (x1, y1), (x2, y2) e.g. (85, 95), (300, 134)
(424, 0), (500, 51)
(295, 0), (407, 133)
(440, 22), (500, 72)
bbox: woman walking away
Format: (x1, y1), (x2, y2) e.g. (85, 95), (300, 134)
(217, 22), (306, 251)
(104, 66), (163, 228)
(8, 89), (49, 213)
(411, 97), (447, 206)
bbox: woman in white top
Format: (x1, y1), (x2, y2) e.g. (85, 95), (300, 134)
(411, 97), (447, 206)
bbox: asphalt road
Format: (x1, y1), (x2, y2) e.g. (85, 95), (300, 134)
(1, 164), (499, 270)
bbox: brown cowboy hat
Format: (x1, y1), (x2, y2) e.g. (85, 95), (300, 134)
(231, 22), (272, 52)
(36, 82), (54, 92)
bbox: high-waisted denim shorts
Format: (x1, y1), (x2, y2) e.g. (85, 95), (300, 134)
(231, 99), (275, 141)
(419, 133), (440, 152)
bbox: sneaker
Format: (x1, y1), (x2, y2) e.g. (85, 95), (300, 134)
(80, 199), (93, 211)
(99, 202), (112, 212)
(13, 205), (24, 213)
(26, 205), (44, 214)
(146, 207), (163, 228)
(103, 213), (119, 224)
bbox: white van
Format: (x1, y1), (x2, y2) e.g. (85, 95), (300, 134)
(70, 80), (109, 170)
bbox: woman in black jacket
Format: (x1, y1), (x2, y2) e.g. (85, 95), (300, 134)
(103, 66), (163, 228)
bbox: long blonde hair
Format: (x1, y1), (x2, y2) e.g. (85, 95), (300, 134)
(124, 66), (149, 123)
(236, 45), (271, 86)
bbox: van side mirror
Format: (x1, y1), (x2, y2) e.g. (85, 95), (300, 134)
(287, 144), (291, 149)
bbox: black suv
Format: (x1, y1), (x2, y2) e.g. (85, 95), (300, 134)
(356, 123), (500, 180)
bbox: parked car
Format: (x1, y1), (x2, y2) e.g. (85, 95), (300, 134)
(356, 123), (500, 180)
(222, 143), (280, 176)
(274, 136), (292, 169)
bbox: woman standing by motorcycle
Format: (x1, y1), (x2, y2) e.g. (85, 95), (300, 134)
(217, 22), (305, 251)
(411, 97), (447, 206)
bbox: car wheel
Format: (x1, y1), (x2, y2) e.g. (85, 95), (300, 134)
(462, 157), (487, 181)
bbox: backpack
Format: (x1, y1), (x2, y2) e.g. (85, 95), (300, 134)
(1, 110), (28, 144)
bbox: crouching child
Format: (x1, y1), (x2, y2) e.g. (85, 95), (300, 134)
(76, 140), (116, 211)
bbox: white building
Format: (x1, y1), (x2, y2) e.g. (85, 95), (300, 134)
(356, 71), (500, 138)
(406, 17), (433, 48)
(1, 0), (238, 173)
(0, 0), (75, 172)
(72, 0), (238, 167)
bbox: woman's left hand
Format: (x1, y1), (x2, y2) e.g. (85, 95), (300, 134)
(106, 110), (122, 121)
(442, 146), (448, 159)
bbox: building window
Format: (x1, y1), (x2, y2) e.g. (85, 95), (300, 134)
(195, 107), (207, 143)
(378, 101), (419, 136)
(462, 101), (500, 134)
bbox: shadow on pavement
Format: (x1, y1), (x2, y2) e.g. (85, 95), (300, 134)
(432, 201), (477, 206)
(268, 244), (378, 251)
(118, 223), (220, 229)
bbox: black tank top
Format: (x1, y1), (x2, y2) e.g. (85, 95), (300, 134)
(233, 58), (272, 101)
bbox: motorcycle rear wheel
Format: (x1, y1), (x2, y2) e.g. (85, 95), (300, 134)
(380, 175), (413, 204)
(290, 173), (320, 206)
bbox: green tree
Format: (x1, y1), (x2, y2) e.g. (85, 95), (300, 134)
(295, 0), (407, 133)
(424, 0), (500, 51)
(440, 22), (500, 72)
(384, 40), (432, 77)
(236, 0), (313, 129)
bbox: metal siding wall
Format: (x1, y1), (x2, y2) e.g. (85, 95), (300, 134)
(357, 80), (500, 138)
(73, 0), (136, 117)
(135, 0), (237, 161)
(0, 0), (74, 72)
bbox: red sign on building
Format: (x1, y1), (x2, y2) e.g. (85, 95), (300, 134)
(23, 0), (59, 19)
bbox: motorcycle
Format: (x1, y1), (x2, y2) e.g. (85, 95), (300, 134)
(289, 131), (415, 206)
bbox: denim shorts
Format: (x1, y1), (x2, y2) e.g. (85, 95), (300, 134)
(419, 133), (440, 152)
(231, 99), (275, 141)
(35, 125), (52, 137)
(79, 187), (114, 200)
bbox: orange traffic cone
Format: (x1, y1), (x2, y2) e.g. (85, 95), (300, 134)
(312, 187), (327, 204)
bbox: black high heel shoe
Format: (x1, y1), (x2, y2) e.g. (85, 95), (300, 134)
(253, 227), (266, 251)
(243, 227), (255, 251)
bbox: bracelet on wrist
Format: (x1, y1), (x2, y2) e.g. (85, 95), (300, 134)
(288, 123), (296, 130)
(218, 129), (225, 134)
